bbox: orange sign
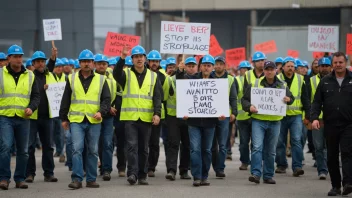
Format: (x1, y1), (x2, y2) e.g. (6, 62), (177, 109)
(287, 49), (299, 58)
(103, 32), (140, 56)
(347, 34), (352, 55)
(209, 35), (223, 57)
(312, 52), (325, 59)
(254, 40), (277, 54)
(226, 47), (246, 67)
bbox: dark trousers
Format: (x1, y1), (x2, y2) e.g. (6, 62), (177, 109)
(325, 123), (352, 188)
(166, 116), (190, 174)
(148, 123), (161, 172)
(307, 129), (316, 158)
(27, 118), (55, 177)
(115, 117), (126, 171)
(125, 120), (152, 179)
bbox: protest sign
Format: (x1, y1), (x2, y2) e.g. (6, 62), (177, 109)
(103, 32), (140, 56)
(254, 40), (277, 54)
(226, 47), (246, 66)
(312, 52), (325, 59)
(160, 21), (211, 55)
(46, 82), (66, 118)
(209, 34), (223, 56)
(347, 34), (352, 55)
(308, 25), (339, 53)
(43, 19), (62, 41)
(251, 87), (286, 116)
(287, 49), (299, 58)
(176, 79), (229, 118)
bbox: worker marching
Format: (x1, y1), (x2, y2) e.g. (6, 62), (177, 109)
(0, 44), (351, 197)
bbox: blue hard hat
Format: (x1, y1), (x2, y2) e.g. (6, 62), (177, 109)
(31, 51), (47, 61)
(307, 69), (312, 76)
(283, 56), (295, 64)
(125, 56), (133, 66)
(166, 57), (176, 65)
(214, 56), (226, 63)
(185, 57), (197, 65)
(318, 57), (331, 66)
(147, 50), (162, 61)
(25, 59), (32, 67)
(94, 54), (109, 63)
(274, 57), (284, 63)
(131, 45), (146, 57)
(252, 51), (267, 62)
(68, 59), (75, 65)
(302, 60), (309, 67)
(201, 54), (215, 65)
(160, 60), (167, 69)
(0, 52), (6, 60)
(295, 59), (304, 67)
(238, 61), (252, 69)
(78, 49), (94, 60)
(55, 58), (64, 67)
(108, 58), (117, 66)
(74, 59), (80, 68)
(7, 45), (24, 56)
(60, 57), (69, 65)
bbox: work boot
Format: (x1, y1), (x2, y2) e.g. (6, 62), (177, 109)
(0, 180), (9, 190)
(248, 175), (260, 184)
(193, 180), (201, 187)
(147, 170), (155, 177)
(86, 181), (100, 188)
(327, 187), (341, 196)
(25, 175), (34, 183)
(275, 167), (286, 174)
(216, 171), (226, 178)
(68, 181), (82, 189)
(44, 175), (58, 182)
(118, 171), (125, 177)
(263, 178), (276, 184)
(15, 182), (28, 189)
(138, 178), (149, 185)
(59, 155), (66, 163)
(127, 175), (137, 185)
(165, 171), (176, 181)
(292, 168), (304, 177)
(102, 172), (111, 181)
(180, 172), (191, 180)
(226, 154), (232, 161)
(342, 184), (352, 196)
(53, 152), (60, 157)
(239, 163), (249, 170)
(200, 179), (210, 186)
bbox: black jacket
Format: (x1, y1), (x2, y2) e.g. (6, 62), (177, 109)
(311, 69), (352, 125)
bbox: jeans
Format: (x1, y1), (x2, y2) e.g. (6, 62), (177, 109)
(27, 118), (55, 177)
(312, 126), (328, 175)
(238, 119), (251, 165)
(65, 129), (73, 168)
(53, 118), (64, 155)
(212, 118), (230, 173)
(251, 119), (280, 179)
(276, 115), (303, 171)
(148, 123), (161, 172)
(227, 122), (233, 155)
(70, 121), (101, 182)
(0, 116), (30, 182)
(114, 117), (126, 171)
(98, 117), (114, 173)
(188, 126), (215, 180)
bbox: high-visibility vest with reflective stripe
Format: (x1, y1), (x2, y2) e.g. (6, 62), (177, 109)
(245, 70), (260, 86)
(166, 76), (176, 116)
(310, 75), (323, 119)
(107, 67), (113, 74)
(120, 68), (157, 122)
(68, 72), (105, 124)
(160, 71), (170, 119)
(236, 75), (250, 120)
(30, 72), (57, 119)
(251, 77), (285, 121)
(277, 73), (303, 116)
(227, 75), (234, 115)
(54, 73), (66, 82)
(105, 73), (117, 105)
(0, 67), (35, 118)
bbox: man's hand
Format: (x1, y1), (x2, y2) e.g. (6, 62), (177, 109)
(230, 114), (236, 123)
(44, 84), (48, 90)
(312, 120), (320, 130)
(121, 45), (130, 59)
(183, 116), (188, 120)
(178, 61), (185, 71)
(110, 107), (117, 116)
(93, 112), (102, 121)
(218, 115), (226, 121)
(303, 118), (309, 126)
(152, 115), (160, 125)
(24, 108), (33, 117)
(51, 47), (58, 60)
(62, 121), (69, 130)
(283, 96), (291, 103)
(250, 105), (258, 113)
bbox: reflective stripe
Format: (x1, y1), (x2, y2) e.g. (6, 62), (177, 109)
(28, 71), (33, 96)
(296, 74), (302, 99)
(69, 111), (95, 117)
(312, 76), (318, 90)
(0, 105), (26, 110)
(97, 75), (104, 103)
(246, 71), (251, 85)
(121, 107), (153, 113)
(254, 79), (259, 87)
(287, 106), (302, 111)
(167, 104), (176, 109)
(123, 94), (152, 100)
(0, 68), (3, 93)
(71, 72), (76, 100)
(116, 92), (123, 96)
(71, 100), (100, 105)
(238, 110), (245, 114)
(1, 93), (30, 99)
(124, 69), (154, 100)
(149, 71), (155, 95)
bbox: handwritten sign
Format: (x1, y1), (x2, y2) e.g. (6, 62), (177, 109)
(160, 21), (211, 55)
(103, 32), (140, 56)
(347, 34), (352, 55)
(226, 47), (246, 66)
(254, 40), (277, 54)
(176, 79), (229, 118)
(251, 87), (286, 116)
(46, 82), (66, 118)
(287, 49), (299, 58)
(312, 52), (325, 59)
(308, 25), (339, 53)
(209, 35), (223, 56)
(43, 19), (62, 41)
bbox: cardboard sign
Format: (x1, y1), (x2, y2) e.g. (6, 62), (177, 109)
(226, 47), (246, 66)
(160, 21), (211, 55)
(312, 52), (325, 59)
(308, 25), (339, 53)
(46, 82), (66, 118)
(43, 19), (62, 41)
(251, 87), (287, 116)
(176, 79), (229, 118)
(287, 49), (299, 58)
(347, 34), (352, 55)
(254, 40), (277, 54)
(209, 35), (223, 57)
(103, 32), (140, 56)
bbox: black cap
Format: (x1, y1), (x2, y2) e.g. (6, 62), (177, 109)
(215, 56), (225, 63)
(264, 61), (276, 69)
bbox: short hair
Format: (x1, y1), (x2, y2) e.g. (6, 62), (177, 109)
(332, 52), (347, 62)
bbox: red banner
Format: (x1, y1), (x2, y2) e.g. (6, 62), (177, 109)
(225, 47), (246, 67)
(209, 35), (223, 57)
(103, 32), (140, 56)
(254, 40), (277, 54)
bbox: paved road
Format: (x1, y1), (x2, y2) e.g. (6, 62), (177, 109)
(1, 140), (332, 198)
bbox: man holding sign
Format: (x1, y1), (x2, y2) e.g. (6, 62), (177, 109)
(242, 61), (294, 185)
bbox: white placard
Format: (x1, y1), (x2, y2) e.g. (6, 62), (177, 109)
(176, 79), (229, 118)
(251, 87), (287, 116)
(46, 82), (66, 118)
(160, 21), (211, 55)
(308, 25), (339, 53)
(43, 19), (62, 41)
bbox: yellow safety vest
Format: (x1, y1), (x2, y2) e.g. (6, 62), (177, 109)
(227, 75), (234, 115)
(236, 75), (250, 120)
(310, 75), (323, 119)
(245, 70), (261, 86)
(166, 76), (176, 117)
(277, 73), (303, 116)
(107, 67), (113, 74)
(68, 72), (105, 124)
(251, 77), (285, 121)
(160, 71), (170, 119)
(54, 73), (66, 82)
(120, 68), (157, 122)
(101, 72), (117, 105)
(0, 67), (35, 118)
